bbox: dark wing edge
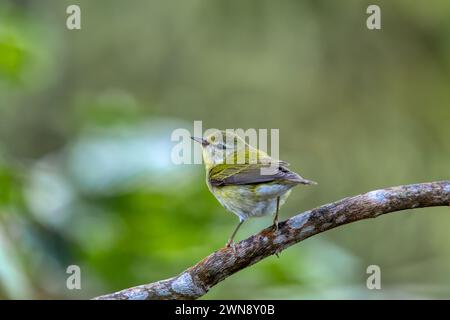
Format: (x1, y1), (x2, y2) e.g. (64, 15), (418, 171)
(279, 166), (318, 185)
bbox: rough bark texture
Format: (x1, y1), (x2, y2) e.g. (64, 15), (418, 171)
(94, 181), (450, 300)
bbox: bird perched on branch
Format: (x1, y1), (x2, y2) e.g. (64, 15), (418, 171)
(192, 131), (316, 248)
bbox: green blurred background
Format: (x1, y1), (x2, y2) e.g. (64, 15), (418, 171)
(0, 0), (449, 299)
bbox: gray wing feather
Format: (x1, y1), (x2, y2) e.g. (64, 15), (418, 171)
(210, 165), (314, 187)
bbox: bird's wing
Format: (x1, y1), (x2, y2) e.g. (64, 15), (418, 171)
(208, 163), (312, 187)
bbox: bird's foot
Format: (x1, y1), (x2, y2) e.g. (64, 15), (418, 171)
(272, 221), (279, 232)
(274, 248), (281, 258)
(226, 240), (237, 253)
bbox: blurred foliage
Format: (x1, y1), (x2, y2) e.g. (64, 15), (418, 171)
(0, 0), (449, 299)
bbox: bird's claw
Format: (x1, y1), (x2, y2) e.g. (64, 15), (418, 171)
(274, 248), (281, 258)
(272, 221), (279, 232)
(226, 241), (237, 253)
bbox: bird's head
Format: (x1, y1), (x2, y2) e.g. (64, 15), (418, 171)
(192, 131), (249, 168)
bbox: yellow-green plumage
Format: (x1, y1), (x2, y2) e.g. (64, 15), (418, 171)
(192, 131), (316, 246)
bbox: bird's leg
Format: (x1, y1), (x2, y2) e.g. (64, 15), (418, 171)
(226, 218), (244, 250)
(272, 196), (280, 231)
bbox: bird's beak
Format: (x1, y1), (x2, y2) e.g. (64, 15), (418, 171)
(191, 136), (209, 146)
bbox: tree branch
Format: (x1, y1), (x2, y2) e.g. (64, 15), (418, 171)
(93, 181), (450, 300)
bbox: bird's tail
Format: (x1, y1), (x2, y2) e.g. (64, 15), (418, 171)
(292, 173), (317, 185)
(279, 166), (317, 186)
(300, 178), (318, 185)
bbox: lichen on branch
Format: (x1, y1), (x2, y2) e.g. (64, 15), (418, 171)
(94, 181), (450, 300)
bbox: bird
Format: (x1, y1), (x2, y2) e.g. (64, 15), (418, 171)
(191, 130), (317, 248)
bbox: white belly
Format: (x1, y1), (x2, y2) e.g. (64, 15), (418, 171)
(211, 184), (293, 220)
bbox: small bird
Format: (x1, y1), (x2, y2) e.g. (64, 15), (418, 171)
(192, 131), (316, 248)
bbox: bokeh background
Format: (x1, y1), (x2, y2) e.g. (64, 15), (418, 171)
(0, 0), (449, 299)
